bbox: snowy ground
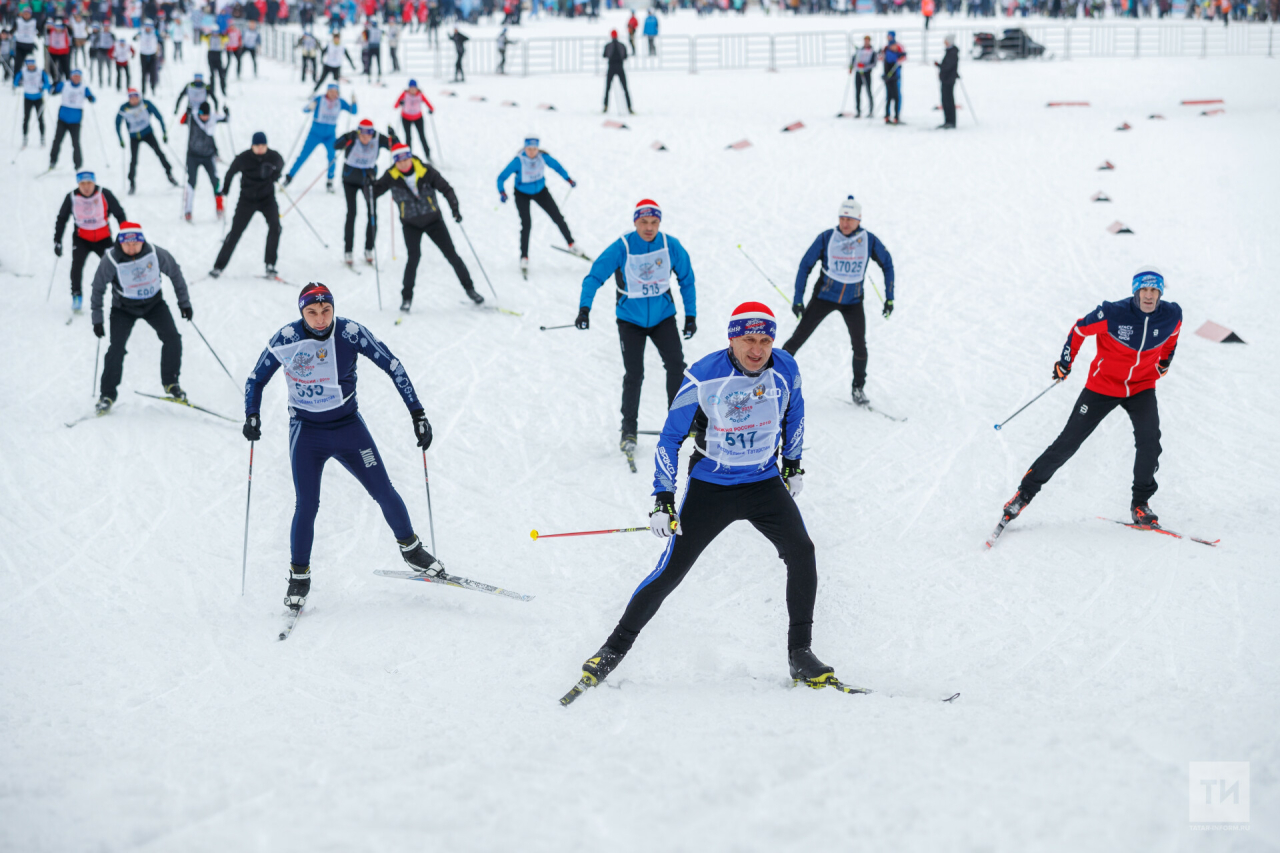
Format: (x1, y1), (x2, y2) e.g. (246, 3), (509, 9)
(2, 34), (1279, 853)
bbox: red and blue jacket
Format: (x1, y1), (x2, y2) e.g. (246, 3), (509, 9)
(1063, 297), (1181, 398)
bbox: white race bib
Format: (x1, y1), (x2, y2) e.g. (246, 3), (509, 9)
(72, 191), (107, 230)
(15, 18), (37, 43)
(621, 233), (671, 299)
(314, 95), (342, 125)
(121, 103), (152, 133)
(824, 230), (869, 284)
(61, 81), (88, 109)
(270, 337), (346, 414)
(138, 31), (158, 53)
(695, 369), (783, 470)
(21, 71), (44, 97)
(113, 252), (162, 300)
(518, 152), (545, 184)
(345, 137), (379, 169)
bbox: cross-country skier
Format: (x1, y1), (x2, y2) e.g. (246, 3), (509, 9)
(241, 282), (442, 614)
(204, 25), (227, 96)
(13, 6), (39, 70)
(313, 31), (355, 92)
(179, 100), (227, 222)
(48, 67), (95, 171)
(89, 221), (192, 414)
(574, 199), (696, 462)
(92, 26), (115, 86)
(115, 87), (177, 194)
(240, 20), (260, 76)
(386, 20), (401, 72)
(334, 118), (393, 265)
(449, 27), (467, 82)
(850, 34), (874, 117)
(296, 29), (319, 82)
(564, 302), (839, 701)
(111, 37), (135, 91)
(496, 133), (582, 275)
(209, 131), (284, 278)
(602, 29), (632, 114)
(224, 22), (243, 77)
(14, 55), (51, 148)
(371, 142), (483, 312)
(53, 170), (128, 313)
(284, 82), (356, 193)
(133, 19), (159, 95)
(781, 196), (894, 407)
(995, 267), (1183, 533)
(44, 19), (72, 83)
(173, 71), (218, 116)
(882, 31), (906, 124)
(392, 78), (432, 160)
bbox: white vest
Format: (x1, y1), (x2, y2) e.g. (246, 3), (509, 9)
(61, 81), (89, 109)
(20, 71), (45, 98)
(138, 31), (158, 54)
(112, 42), (131, 62)
(121, 103), (152, 133)
(269, 336), (347, 414)
(322, 42), (344, 67)
(518, 152), (545, 185)
(693, 368), (784, 470)
(72, 191), (108, 231)
(345, 136), (379, 169)
(15, 18), (38, 44)
(71, 19), (89, 38)
(620, 233), (671, 299)
(110, 250), (163, 300)
(314, 96), (342, 126)
(823, 230), (870, 284)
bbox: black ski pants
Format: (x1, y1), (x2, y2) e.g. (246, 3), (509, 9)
(128, 132), (172, 184)
(1020, 387), (1162, 504)
(401, 115), (429, 159)
(781, 297), (868, 389)
(186, 153), (218, 192)
(606, 475), (817, 654)
(515, 187), (573, 257)
(22, 98), (45, 136)
(312, 63), (340, 92)
(101, 300), (182, 400)
(617, 315), (684, 437)
(48, 50), (71, 82)
(70, 234), (112, 296)
(389, 46), (399, 72)
(884, 72), (901, 119)
(401, 218), (472, 301)
(941, 78), (957, 126)
(139, 53), (158, 94)
(603, 67), (631, 111)
(207, 51), (226, 94)
(855, 70), (873, 113)
(50, 118), (83, 169)
(343, 180), (376, 254)
(301, 55), (316, 81)
(115, 62), (130, 90)
(214, 195), (281, 269)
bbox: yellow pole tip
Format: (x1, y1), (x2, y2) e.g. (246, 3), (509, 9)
(530, 530), (538, 540)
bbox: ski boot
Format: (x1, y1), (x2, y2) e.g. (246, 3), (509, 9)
(1130, 502), (1159, 527)
(71, 293), (83, 313)
(520, 256), (528, 278)
(851, 385), (869, 407)
(364, 249), (374, 265)
(128, 182), (136, 195)
(567, 242), (586, 259)
(463, 286), (484, 305)
(582, 645), (626, 686)
(184, 212), (192, 222)
(1002, 489), (1031, 522)
(94, 395), (114, 416)
(164, 383), (188, 403)
(166, 171), (179, 187)
(398, 535), (444, 577)
(40, 129), (46, 146)
(208, 267), (222, 279)
(215, 195), (224, 218)
(265, 264), (277, 276)
(325, 180), (334, 193)
(399, 298), (411, 313)
(343, 251), (354, 265)
(620, 434), (637, 455)
(789, 647), (836, 688)
(285, 563), (310, 609)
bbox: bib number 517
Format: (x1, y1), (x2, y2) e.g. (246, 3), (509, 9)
(725, 431), (756, 449)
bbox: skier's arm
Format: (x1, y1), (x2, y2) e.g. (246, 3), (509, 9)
(793, 234), (824, 306)
(222, 153), (242, 194)
(653, 375), (699, 495)
(578, 239), (626, 310)
(667, 235), (696, 317)
(495, 156), (518, 194)
(355, 325), (421, 412)
(1158, 316), (1182, 374)
(147, 100), (167, 135)
(393, 90), (405, 109)
(85, 86), (95, 103)
(333, 129), (354, 149)
(344, 47), (355, 68)
(779, 362), (805, 463)
(265, 150), (284, 182)
(54, 194), (73, 244)
(543, 152), (571, 183)
(426, 167), (460, 217)
(421, 94), (434, 113)
(244, 346), (282, 416)
(52, 80), (64, 94)
(868, 232), (894, 300)
(152, 246), (190, 309)
(89, 254), (115, 325)
(103, 188), (128, 224)
(114, 106), (125, 144)
(340, 97), (356, 115)
(179, 112), (188, 125)
(370, 168), (392, 200)
(1062, 304), (1107, 370)
(173, 87), (187, 113)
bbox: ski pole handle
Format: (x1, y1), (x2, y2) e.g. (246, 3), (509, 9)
(994, 380), (1060, 431)
(539, 323), (576, 331)
(531, 526), (648, 540)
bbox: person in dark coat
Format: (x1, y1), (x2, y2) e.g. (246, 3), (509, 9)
(449, 27), (468, 82)
(602, 29), (631, 114)
(209, 131), (285, 277)
(936, 34), (959, 129)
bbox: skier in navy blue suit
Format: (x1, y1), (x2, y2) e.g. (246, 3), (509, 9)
(242, 283), (441, 613)
(565, 302), (844, 701)
(575, 198), (696, 460)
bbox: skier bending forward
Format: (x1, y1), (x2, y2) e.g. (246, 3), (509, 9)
(242, 282), (441, 613)
(567, 302), (845, 699)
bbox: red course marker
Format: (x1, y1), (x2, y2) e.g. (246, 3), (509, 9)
(1201, 108), (1225, 116)
(1047, 101), (1090, 107)
(781, 121), (805, 132)
(603, 120), (630, 129)
(726, 139), (752, 150)
(1181, 99), (1224, 105)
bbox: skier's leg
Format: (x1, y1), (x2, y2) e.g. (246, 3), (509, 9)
(145, 132), (172, 174)
(648, 314), (686, 407)
(514, 189), (533, 257)
(617, 318), (647, 436)
(343, 180), (358, 253)
(99, 308), (139, 400)
(533, 186), (574, 244)
(838, 301), (867, 388)
(780, 295), (839, 355)
(323, 131), (336, 180)
(620, 69), (632, 110)
(362, 185), (375, 252)
(213, 201), (254, 269)
(424, 218), (473, 290)
(1121, 388), (1162, 504)
(142, 299), (183, 388)
(401, 222), (423, 302)
(68, 121), (82, 168)
(414, 117), (430, 157)
(262, 197), (282, 266)
(49, 118), (67, 163)
(128, 136), (141, 184)
(288, 422), (333, 567)
(69, 235), (91, 296)
(288, 129), (323, 178)
(1019, 388), (1120, 498)
(332, 415), (415, 541)
(745, 476), (817, 651)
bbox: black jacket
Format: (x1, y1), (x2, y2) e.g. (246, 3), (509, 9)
(334, 129), (394, 185)
(222, 148), (284, 202)
(371, 157), (459, 228)
(938, 45), (959, 83)
(603, 38), (627, 71)
(450, 31), (468, 55)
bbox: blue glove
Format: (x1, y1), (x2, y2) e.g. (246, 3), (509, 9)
(499, 191), (507, 203)
(568, 179), (576, 187)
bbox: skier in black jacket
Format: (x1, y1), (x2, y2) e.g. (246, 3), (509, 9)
(449, 28), (468, 82)
(210, 132), (285, 278)
(371, 142), (482, 313)
(602, 29), (631, 114)
(179, 101), (228, 221)
(334, 118), (394, 265)
(53, 170), (128, 312)
(935, 34), (959, 129)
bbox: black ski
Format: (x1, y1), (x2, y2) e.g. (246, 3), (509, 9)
(278, 605), (303, 640)
(550, 244), (591, 262)
(135, 391), (237, 422)
(844, 399), (907, 422)
(1097, 517), (1219, 547)
(458, 301), (523, 317)
(263, 273), (296, 287)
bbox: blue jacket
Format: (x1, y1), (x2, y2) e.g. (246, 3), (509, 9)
(580, 230), (696, 328)
(244, 317), (420, 425)
(52, 80), (95, 123)
(14, 69), (52, 100)
(304, 95), (356, 132)
(496, 151), (570, 197)
(653, 348), (804, 495)
(643, 14), (658, 35)
(794, 226), (894, 306)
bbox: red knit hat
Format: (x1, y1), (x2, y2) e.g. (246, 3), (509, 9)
(633, 199), (661, 222)
(358, 118), (375, 130)
(391, 141), (411, 160)
(727, 302), (777, 340)
(116, 222), (145, 243)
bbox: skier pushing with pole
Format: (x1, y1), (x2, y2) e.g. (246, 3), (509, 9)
(495, 132), (584, 277)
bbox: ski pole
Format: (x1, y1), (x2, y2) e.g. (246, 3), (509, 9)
(538, 323), (575, 331)
(241, 441), (254, 596)
(867, 272), (885, 307)
(530, 526), (647, 540)
(836, 71), (851, 116)
(45, 255), (61, 302)
(364, 183), (382, 311)
(89, 105), (112, 169)
(422, 450), (437, 554)
(456, 221), (499, 305)
(959, 77), (979, 126)
(994, 380), (1061, 431)
(278, 168), (324, 218)
(92, 336), (101, 397)
(561, 184), (574, 207)
(282, 118), (308, 166)
(280, 185), (330, 248)
(188, 318), (241, 391)
(389, 195), (396, 260)
(736, 244), (790, 306)
(427, 109), (443, 165)
(636, 430), (661, 435)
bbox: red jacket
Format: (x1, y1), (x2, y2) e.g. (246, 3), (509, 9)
(1063, 297), (1182, 398)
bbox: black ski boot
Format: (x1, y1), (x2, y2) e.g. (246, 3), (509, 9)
(399, 535), (444, 577)
(94, 395), (114, 416)
(463, 286), (484, 305)
(582, 644), (626, 687)
(164, 383), (187, 403)
(285, 563), (310, 609)
(1130, 502), (1159, 527)
(1002, 489), (1032, 522)
(851, 385), (869, 406)
(399, 298), (411, 313)
(789, 647), (836, 687)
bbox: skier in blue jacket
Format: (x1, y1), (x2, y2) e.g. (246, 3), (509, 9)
(575, 198), (696, 461)
(115, 87), (178, 193)
(242, 282), (441, 615)
(495, 133), (584, 274)
(562, 301), (842, 704)
(48, 68), (95, 170)
(782, 195), (894, 407)
(14, 56), (52, 147)
(283, 82), (357, 193)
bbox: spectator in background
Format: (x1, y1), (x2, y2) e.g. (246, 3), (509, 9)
(626, 9), (638, 53)
(935, 33), (958, 129)
(643, 9), (657, 56)
(602, 29), (631, 114)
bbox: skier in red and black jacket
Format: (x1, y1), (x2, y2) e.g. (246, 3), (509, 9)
(999, 265), (1182, 529)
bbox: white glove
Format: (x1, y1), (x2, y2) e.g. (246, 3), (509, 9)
(649, 494), (681, 539)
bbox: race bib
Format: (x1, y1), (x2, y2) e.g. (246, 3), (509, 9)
(824, 230), (869, 284)
(270, 337), (346, 414)
(72, 191), (107, 230)
(695, 369), (783, 470)
(113, 252), (162, 300)
(621, 233), (671, 299)
(518, 152), (544, 185)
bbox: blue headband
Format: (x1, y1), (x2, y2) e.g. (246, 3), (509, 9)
(523, 138), (539, 147)
(76, 170), (95, 183)
(1132, 270), (1165, 294)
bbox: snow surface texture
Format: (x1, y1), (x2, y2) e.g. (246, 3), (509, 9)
(2, 25), (1278, 852)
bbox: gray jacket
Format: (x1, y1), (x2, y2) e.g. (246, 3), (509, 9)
(90, 243), (190, 325)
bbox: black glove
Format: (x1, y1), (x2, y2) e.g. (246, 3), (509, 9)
(223, 106), (230, 119)
(242, 414), (261, 441)
(882, 299), (894, 319)
(54, 241), (63, 257)
(792, 302), (803, 320)
(163, 133), (168, 143)
(119, 139), (125, 148)
(574, 306), (590, 330)
(1157, 358), (1171, 377)
(453, 210), (462, 223)
(411, 408), (433, 449)
(1053, 360), (1071, 381)
(683, 316), (696, 340)
(180, 305), (193, 320)
(93, 322), (105, 338)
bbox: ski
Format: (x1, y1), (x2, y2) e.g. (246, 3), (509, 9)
(64, 411), (104, 428)
(278, 605), (303, 641)
(843, 399), (907, 422)
(550, 244), (591, 262)
(342, 263), (363, 276)
(459, 301), (523, 317)
(135, 391), (237, 422)
(373, 568), (534, 602)
(559, 676), (594, 706)
(263, 274), (296, 287)
(624, 449), (637, 473)
(797, 673), (959, 701)
(984, 511), (1017, 549)
(1097, 517), (1219, 547)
